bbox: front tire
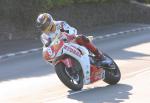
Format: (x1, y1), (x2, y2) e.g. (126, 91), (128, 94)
(103, 54), (121, 85)
(55, 62), (83, 91)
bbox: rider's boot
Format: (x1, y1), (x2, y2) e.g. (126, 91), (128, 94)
(85, 42), (112, 68)
(75, 35), (112, 68)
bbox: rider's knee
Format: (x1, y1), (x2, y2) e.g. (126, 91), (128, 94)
(76, 35), (90, 44)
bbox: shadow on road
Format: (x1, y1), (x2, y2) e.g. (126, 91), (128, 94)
(68, 84), (132, 103)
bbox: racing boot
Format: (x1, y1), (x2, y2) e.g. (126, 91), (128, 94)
(96, 55), (113, 69)
(86, 43), (113, 68)
(75, 35), (112, 68)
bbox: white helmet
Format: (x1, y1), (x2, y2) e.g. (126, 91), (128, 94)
(36, 13), (54, 31)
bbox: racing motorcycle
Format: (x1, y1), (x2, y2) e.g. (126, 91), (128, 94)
(44, 34), (121, 91)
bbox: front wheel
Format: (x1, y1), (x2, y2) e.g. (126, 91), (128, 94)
(103, 54), (121, 85)
(55, 62), (83, 91)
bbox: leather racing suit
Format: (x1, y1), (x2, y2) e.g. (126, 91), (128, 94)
(40, 21), (102, 61)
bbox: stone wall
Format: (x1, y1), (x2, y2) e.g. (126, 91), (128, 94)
(0, 1), (150, 41)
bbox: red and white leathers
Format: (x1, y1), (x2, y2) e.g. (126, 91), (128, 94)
(41, 21), (102, 61)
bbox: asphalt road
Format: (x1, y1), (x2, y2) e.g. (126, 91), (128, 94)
(0, 23), (148, 55)
(0, 24), (150, 103)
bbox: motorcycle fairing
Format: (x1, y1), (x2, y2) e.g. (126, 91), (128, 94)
(62, 43), (91, 84)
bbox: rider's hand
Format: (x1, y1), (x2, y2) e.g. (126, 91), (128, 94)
(45, 38), (51, 47)
(60, 32), (68, 42)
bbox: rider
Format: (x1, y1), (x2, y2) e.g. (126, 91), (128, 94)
(36, 13), (110, 67)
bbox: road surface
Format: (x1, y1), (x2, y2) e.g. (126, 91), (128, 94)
(0, 24), (150, 103)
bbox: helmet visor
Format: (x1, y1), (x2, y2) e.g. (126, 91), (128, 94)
(42, 22), (53, 33)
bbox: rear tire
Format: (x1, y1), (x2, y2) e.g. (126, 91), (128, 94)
(103, 54), (121, 85)
(55, 62), (83, 91)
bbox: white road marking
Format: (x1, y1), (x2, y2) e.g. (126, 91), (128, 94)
(6, 53), (15, 56)
(95, 26), (150, 40)
(1, 26), (150, 60)
(97, 36), (104, 39)
(20, 51), (29, 54)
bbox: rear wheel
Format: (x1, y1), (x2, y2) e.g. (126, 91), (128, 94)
(103, 54), (121, 85)
(55, 60), (83, 91)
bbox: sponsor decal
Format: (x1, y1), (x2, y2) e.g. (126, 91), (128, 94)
(64, 45), (81, 57)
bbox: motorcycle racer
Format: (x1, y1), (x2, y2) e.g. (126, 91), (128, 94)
(36, 13), (110, 67)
